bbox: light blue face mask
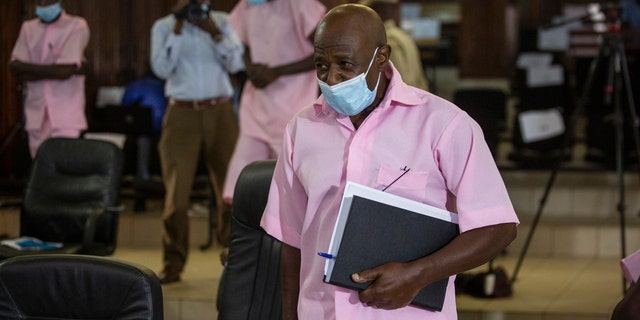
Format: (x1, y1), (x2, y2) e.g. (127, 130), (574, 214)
(36, 2), (62, 23)
(317, 47), (380, 116)
(247, 0), (267, 5)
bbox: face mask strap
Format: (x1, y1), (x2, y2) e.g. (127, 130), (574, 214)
(364, 47), (380, 75)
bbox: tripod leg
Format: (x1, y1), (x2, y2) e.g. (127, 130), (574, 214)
(511, 37), (610, 283)
(613, 36), (640, 293)
(615, 38), (640, 174)
(612, 47), (627, 279)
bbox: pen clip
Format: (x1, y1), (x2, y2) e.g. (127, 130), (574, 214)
(382, 166), (411, 191)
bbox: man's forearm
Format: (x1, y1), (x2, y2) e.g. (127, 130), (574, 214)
(9, 60), (83, 81)
(273, 54), (315, 77)
(413, 223), (517, 288)
(352, 223), (518, 309)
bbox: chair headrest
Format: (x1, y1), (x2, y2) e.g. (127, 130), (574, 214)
(232, 160), (276, 228)
(0, 254), (163, 319)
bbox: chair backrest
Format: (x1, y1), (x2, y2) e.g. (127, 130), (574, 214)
(21, 138), (123, 255)
(0, 254), (163, 320)
(217, 160), (281, 320)
(90, 105), (154, 136)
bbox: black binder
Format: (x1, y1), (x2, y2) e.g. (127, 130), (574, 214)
(322, 183), (459, 311)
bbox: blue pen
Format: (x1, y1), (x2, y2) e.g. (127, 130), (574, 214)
(317, 252), (335, 259)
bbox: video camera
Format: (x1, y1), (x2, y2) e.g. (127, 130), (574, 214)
(174, 0), (210, 21)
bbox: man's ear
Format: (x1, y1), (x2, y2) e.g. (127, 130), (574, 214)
(376, 45), (391, 71)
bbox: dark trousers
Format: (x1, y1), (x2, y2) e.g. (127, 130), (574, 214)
(159, 100), (238, 271)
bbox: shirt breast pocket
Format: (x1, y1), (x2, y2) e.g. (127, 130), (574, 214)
(375, 164), (428, 201)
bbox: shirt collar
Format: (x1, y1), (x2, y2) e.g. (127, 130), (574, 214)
(313, 61), (426, 117)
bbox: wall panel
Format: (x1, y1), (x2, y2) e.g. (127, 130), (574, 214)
(0, 1), (27, 176)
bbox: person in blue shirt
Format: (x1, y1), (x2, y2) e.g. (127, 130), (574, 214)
(150, 0), (244, 284)
(122, 71), (168, 136)
(121, 70), (168, 182)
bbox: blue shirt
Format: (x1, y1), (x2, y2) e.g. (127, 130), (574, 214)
(121, 75), (167, 134)
(150, 11), (245, 100)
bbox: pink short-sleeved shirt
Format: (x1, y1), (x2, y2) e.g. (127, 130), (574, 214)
(11, 12), (89, 131)
(228, 0), (326, 147)
(261, 63), (519, 319)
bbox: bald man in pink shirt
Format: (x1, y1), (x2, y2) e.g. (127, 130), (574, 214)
(9, 0), (89, 158)
(261, 4), (519, 319)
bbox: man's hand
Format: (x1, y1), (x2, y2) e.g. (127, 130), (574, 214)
(352, 261), (424, 310)
(76, 61), (89, 75)
(190, 17), (223, 42)
(173, 18), (184, 35)
(246, 63), (279, 89)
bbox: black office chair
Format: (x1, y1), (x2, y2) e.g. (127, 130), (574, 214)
(0, 254), (163, 319)
(217, 160), (281, 320)
(0, 138), (123, 259)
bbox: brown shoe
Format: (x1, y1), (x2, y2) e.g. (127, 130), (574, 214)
(158, 267), (181, 284)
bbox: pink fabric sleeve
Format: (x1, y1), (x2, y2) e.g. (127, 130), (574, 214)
(56, 18), (89, 66)
(622, 249), (640, 284)
(227, 2), (247, 45)
(10, 24), (30, 62)
(436, 112), (518, 233)
(295, 0), (326, 38)
(260, 123), (307, 248)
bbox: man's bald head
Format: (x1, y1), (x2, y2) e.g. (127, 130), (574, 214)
(315, 4), (387, 52)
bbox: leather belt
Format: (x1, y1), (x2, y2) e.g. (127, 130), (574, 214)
(170, 97), (230, 110)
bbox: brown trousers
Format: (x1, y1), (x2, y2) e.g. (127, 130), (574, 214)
(159, 101), (238, 271)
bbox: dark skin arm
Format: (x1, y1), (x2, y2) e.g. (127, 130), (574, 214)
(244, 32), (316, 89)
(353, 223), (517, 309)
(174, 16), (223, 40)
(612, 280), (640, 320)
(281, 242), (301, 320)
(9, 60), (88, 82)
(190, 17), (223, 41)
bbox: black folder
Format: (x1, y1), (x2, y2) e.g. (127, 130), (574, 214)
(322, 183), (459, 311)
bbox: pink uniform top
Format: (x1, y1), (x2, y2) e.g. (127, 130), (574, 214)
(11, 12), (89, 131)
(228, 0), (326, 147)
(261, 63), (519, 319)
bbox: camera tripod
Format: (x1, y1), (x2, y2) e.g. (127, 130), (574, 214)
(511, 3), (640, 294)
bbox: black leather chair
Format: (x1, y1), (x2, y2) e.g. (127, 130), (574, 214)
(217, 160), (281, 320)
(0, 254), (163, 319)
(0, 138), (123, 259)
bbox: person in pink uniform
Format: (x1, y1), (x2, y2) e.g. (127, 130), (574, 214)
(222, 0), (326, 204)
(260, 4), (519, 319)
(9, 0), (89, 158)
